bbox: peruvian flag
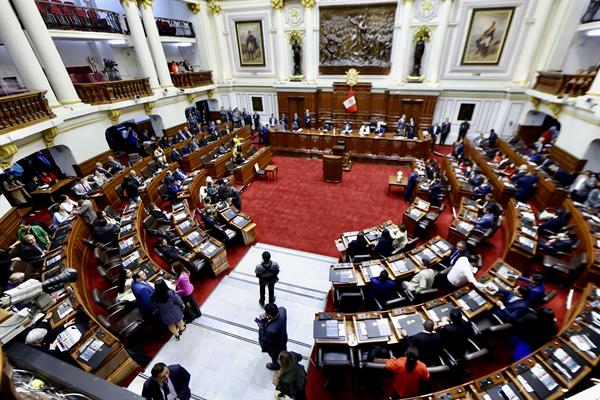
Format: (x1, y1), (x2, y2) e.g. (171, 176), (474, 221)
(343, 89), (357, 113)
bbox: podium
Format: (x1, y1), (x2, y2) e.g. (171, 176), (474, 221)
(323, 154), (343, 183)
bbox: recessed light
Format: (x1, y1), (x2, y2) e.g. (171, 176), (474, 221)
(586, 29), (600, 37)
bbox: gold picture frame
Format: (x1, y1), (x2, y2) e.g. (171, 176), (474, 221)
(461, 7), (515, 65)
(235, 20), (266, 67)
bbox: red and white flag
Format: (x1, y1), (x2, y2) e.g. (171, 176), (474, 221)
(343, 89), (357, 113)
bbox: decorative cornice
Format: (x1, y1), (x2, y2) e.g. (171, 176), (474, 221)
(208, 1), (221, 14)
(301, 0), (315, 9)
(0, 143), (18, 170)
(529, 96), (541, 111)
(271, 0), (284, 11)
(403, 0), (416, 4)
(548, 103), (562, 118)
(42, 127), (59, 148)
(144, 101), (155, 116)
(137, 0), (153, 10)
(108, 110), (122, 125)
(187, 3), (201, 15)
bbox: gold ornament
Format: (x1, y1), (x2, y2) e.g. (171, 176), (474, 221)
(413, 25), (431, 42)
(208, 1), (221, 14)
(187, 3), (201, 15)
(186, 93), (197, 103)
(144, 101), (155, 116)
(529, 96), (541, 111)
(420, 0), (433, 16)
(290, 8), (300, 21)
(136, 0), (152, 9)
(548, 103), (562, 118)
(271, 0), (284, 10)
(207, 90), (214, 99)
(301, 0), (315, 9)
(42, 127), (58, 148)
(345, 68), (359, 87)
(0, 143), (18, 170)
(288, 30), (303, 45)
(108, 110), (122, 125)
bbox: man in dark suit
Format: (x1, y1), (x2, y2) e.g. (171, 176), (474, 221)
(369, 270), (397, 306)
(281, 113), (288, 130)
(405, 170), (420, 202)
(258, 303), (288, 370)
(92, 218), (119, 246)
(487, 129), (498, 148)
(448, 241), (469, 267)
(493, 286), (531, 322)
(458, 120), (470, 140)
(20, 234), (45, 269)
(106, 155), (124, 174)
(142, 362), (191, 400)
(440, 118), (451, 145)
(268, 114), (277, 126)
(94, 162), (112, 179)
(451, 139), (465, 159)
(303, 109), (311, 129)
(253, 112), (260, 132)
(514, 173), (539, 202)
(439, 308), (473, 358)
(410, 319), (443, 366)
(170, 148), (182, 162)
(474, 206), (495, 230)
(292, 113), (300, 131)
(123, 170), (142, 202)
(428, 123), (441, 150)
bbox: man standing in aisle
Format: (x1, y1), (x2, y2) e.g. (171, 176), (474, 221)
(440, 117), (451, 145)
(428, 122), (441, 150)
(258, 303), (288, 371)
(458, 120), (470, 140)
(255, 251), (280, 307)
(304, 109), (312, 129)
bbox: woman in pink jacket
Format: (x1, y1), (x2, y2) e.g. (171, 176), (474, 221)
(173, 263), (202, 321)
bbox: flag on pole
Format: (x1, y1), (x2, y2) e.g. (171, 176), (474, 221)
(343, 89), (357, 113)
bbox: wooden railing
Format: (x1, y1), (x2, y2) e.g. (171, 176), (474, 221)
(533, 70), (597, 97)
(74, 78), (152, 105)
(35, 1), (124, 34)
(0, 91), (55, 134)
(170, 71), (213, 89)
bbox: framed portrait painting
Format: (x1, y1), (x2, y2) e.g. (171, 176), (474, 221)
(461, 7), (515, 65)
(235, 20), (266, 67)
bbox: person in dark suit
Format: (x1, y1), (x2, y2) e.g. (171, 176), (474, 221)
(156, 238), (188, 264)
(372, 229), (395, 258)
(131, 270), (157, 319)
(448, 241), (469, 266)
(472, 178), (492, 199)
(516, 273), (546, 307)
(170, 148), (182, 162)
(514, 173), (539, 202)
(440, 118), (451, 145)
(20, 234), (45, 269)
(405, 170), (420, 202)
(292, 113), (300, 131)
(410, 319), (443, 366)
(253, 112), (261, 132)
(458, 120), (470, 140)
(468, 169), (484, 187)
(538, 232), (576, 257)
(92, 218), (119, 246)
(428, 123), (441, 150)
(106, 155), (124, 173)
(477, 193), (502, 217)
(493, 286), (531, 322)
(369, 270), (397, 306)
(255, 251), (280, 307)
(123, 170), (142, 202)
(269, 114), (278, 126)
(451, 139), (465, 159)
(258, 303), (288, 370)
(474, 206), (495, 230)
(487, 129), (498, 148)
(346, 232), (370, 261)
(281, 113), (288, 130)
(142, 362), (191, 400)
(227, 186), (242, 210)
(439, 308), (474, 358)
(94, 162), (113, 180)
(303, 109), (311, 129)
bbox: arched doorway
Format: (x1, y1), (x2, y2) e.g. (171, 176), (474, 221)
(104, 115), (164, 158)
(518, 110), (561, 145)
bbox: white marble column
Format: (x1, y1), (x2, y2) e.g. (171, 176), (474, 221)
(425, 0), (452, 84)
(0, 0), (58, 106)
(512, 0), (554, 85)
(304, 6), (316, 82)
(275, 10), (288, 81)
(139, 1), (173, 88)
(121, 0), (160, 89)
(189, 2), (219, 75)
(391, 0), (414, 82)
(12, 0), (80, 104)
(214, 12), (232, 81)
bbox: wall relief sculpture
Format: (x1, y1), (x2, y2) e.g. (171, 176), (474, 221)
(319, 4), (396, 75)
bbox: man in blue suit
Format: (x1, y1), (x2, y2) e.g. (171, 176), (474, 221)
(142, 363), (191, 400)
(131, 270), (157, 320)
(405, 170), (420, 202)
(474, 206), (495, 230)
(303, 109), (312, 129)
(493, 286), (531, 322)
(451, 139), (465, 159)
(268, 114), (277, 126)
(292, 113), (300, 130)
(370, 270), (397, 307)
(514, 173), (539, 202)
(473, 177), (492, 199)
(448, 241), (469, 266)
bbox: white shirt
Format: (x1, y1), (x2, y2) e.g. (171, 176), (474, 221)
(447, 256), (484, 289)
(359, 125), (369, 134)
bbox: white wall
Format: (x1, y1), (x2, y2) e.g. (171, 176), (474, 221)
(215, 90), (278, 122)
(561, 33), (600, 74)
(162, 43), (201, 69)
(552, 104), (600, 159)
(583, 140), (600, 173)
(49, 145), (78, 177)
(0, 46), (23, 88)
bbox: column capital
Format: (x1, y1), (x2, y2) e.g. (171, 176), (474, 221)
(271, 0), (284, 11)
(0, 143), (18, 170)
(208, 1), (222, 15)
(187, 3), (201, 14)
(108, 110), (122, 125)
(301, 0), (315, 9)
(42, 127), (59, 147)
(137, 0), (153, 10)
(144, 101), (155, 115)
(120, 0), (136, 7)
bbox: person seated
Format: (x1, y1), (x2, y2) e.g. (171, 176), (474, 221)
(346, 232), (370, 261)
(510, 164), (529, 182)
(371, 228), (395, 258)
(474, 206), (495, 230)
(439, 308), (474, 358)
(493, 286), (531, 322)
(59, 194), (78, 215)
(156, 238), (187, 265)
(100, 209), (119, 226)
(446, 255), (486, 290)
(451, 140), (465, 159)
(359, 122), (369, 135)
(374, 123), (385, 135)
(530, 138), (545, 153)
(585, 180), (600, 210)
(51, 204), (72, 229)
(385, 347), (430, 399)
(341, 121), (352, 135)
(472, 133), (485, 148)
(93, 169), (108, 187)
(166, 179), (182, 201)
(153, 145), (167, 168)
(106, 155), (124, 173)
(571, 170), (596, 202)
(448, 241), (469, 266)
(403, 260), (437, 295)
(369, 270), (397, 306)
(38, 171), (57, 186)
(514, 172), (539, 202)
(148, 202), (172, 225)
(513, 307), (558, 353)
(232, 144), (245, 164)
(92, 218), (119, 246)
(20, 234), (45, 269)
(390, 224), (408, 250)
(477, 193), (502, 217)
(94, 162), (112, 180)
(227, 186), (242, 211)
(468, 169), (484, 187)
(549, 165), (576, 188)
(491, 151), (504, 165)
(515, 273), (546, 307)
(170, 148), (183, 162)
(409, 319), (443, 366)
(539, 207), (570, 234)
(502, 162), (517, 178)
(428, 178), (444, 204)
(116, 268), (135, 302)
(16, 222), (49, 250)
(538, 231), (576, 257)
(26, 176), (42, 192)
(472, 177), (492, 200)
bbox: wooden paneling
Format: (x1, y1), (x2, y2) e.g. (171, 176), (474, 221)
(162, 122), (189, 138)
(550, 146), (587, 173)
(516, 124), (541, 145)
(73, 150), (115, 177)
(0, 208), (23, 249)
(136, 119), (154, 136)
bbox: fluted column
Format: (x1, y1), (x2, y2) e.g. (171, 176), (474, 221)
(188, 2), (219, 76)
(275, 10), (288, 81)
(512, 0), (554, 85)
(303, 5), (316, 82)
(425, 0), (452, 84)
(391, 0), (414, 82)
(138, 0), (173, 88)
(214, 11), (232, 81)
(0, 0), (58, 106)
(12, 0), (80, 104)
(121, 0), (160, 89)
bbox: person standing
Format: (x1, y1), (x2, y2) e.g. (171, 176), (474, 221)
(440, 118), (451, 145)
(173, 264), (201, 322)
(253, 112), (261, 132)
(152, 278), (186, 340)
(255, 251), (280, 307)
(458, 120), (470, 140)
(428, 123), (441, 150)
(77, 197), (97, 225)
(142, 362), (191, 400)
(274, 351), (307, 400)
(258, 303), (288, 370)
(303, 109), (311, 129)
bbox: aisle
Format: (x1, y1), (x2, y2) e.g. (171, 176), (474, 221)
(127, 243), (335, 400)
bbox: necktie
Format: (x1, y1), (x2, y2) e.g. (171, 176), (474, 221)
(162, 381), (170, 398)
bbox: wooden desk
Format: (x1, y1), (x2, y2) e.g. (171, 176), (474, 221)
(265, 164), (278, 180)
(442, 156), (474, 206)
(388, 175), (407, 194)
(232, 146), (273, 186)
(323, 154), (343, 183)
(30, 178), (75, 202)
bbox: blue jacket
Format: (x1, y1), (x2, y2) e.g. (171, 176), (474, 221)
(495, 290), (531, 322)
(370, 277), (397, 303)
(259, 307), (288, 353)
(473, 183), (492, 197)
(475, 213), (495, 230)
(131, 280), (157, 315)
(515, 174), (539, 201)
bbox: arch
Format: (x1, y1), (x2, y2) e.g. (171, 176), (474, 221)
(104, 114), (164, 157)
(518, 110), (561, 144)
(583, 139), (600, 172)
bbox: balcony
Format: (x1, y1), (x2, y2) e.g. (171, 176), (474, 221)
(170, 71), (213, 89)
(533, 70), (597, 97)
(36, 1), (124, 34)
(0, 91), (55, 134)
(73, 78), (152, 105)
(155, 17), (194, 38)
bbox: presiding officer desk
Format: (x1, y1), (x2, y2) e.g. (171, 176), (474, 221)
(269, 128), (431, 161)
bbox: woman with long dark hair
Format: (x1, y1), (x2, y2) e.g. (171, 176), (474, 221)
(151, 278), (186, 340)
(274, 351), (306, 400)
(385, 346), (430, 398)
(173, 263), (201, 321)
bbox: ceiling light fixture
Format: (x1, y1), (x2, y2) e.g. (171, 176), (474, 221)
(586, 28), (600, 37)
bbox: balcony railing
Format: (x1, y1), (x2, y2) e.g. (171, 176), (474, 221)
(170, 71), (213, 89)
(73, 78), (152, 105)
(0, 91), (55, 134)
(533, 70), (597, 97)
(35, 0), (124, 34)
(155, 17), (195, 38)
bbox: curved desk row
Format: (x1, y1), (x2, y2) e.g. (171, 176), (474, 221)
(442, 155), (473, 207)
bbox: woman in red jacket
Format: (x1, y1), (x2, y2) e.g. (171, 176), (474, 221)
(385, 347), (430, 398)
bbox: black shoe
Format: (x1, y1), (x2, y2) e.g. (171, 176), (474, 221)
(259, 300), (265, 308)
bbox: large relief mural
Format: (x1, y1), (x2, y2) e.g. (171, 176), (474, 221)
(319, 4), (396, 75)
